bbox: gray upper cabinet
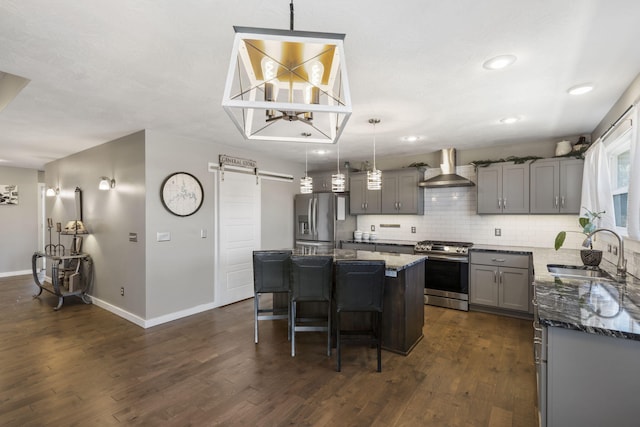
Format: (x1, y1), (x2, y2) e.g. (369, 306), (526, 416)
(477, 162), (530, 214)
(309, 171), (349, 192)
(380, 169), (424, 214)
(530, 158), (583, 214)
(349, 172), (381, 214)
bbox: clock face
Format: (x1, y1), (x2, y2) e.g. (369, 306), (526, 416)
(160, 172), (204, 217)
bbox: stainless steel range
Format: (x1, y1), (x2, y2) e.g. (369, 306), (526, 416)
(414, 240), (473, 311)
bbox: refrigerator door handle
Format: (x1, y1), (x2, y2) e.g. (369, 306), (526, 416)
(313, 196), (318, 237)
(307, 197), (313, 236)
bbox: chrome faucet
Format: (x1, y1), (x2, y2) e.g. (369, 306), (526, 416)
(583, 228), (627, 278)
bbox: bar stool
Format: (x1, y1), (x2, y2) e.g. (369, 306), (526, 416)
(289, 255), (333, 357)
(334, 260), (386, 372)
(252, 250), (292, 344)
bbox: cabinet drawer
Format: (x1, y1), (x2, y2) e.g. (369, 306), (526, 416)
(470, 251), (530, 268)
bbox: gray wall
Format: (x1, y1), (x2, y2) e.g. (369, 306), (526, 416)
(144, 130), (301, 319)
(592, 72), (640, 141)
(45, 131), (147, 317)
(0, 166), (38, 274)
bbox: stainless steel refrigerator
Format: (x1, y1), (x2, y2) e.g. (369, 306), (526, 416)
(294, 192), (356, 252)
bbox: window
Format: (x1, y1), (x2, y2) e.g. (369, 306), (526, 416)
(607, 129), (631, 230)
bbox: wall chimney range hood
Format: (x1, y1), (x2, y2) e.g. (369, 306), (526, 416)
(418, 148), (475, 188)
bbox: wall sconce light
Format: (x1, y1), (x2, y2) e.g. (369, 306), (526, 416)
(46, 186), (60, 197)
(99, 177), (116, 190)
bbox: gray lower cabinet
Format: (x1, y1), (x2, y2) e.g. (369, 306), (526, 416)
(341, 242), (376, 251)
(380, 169), (424, 214)
(477, 162), (530, 214)
(469, 251), (532, 314)
(349, 172), (381, 214)
(341, 242), (415, 254)
(540, 326), (640, 427)
(530, 158), (583, 214)
(374, 244), (415, 254)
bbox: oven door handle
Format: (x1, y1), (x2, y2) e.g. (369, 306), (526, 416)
(423, 254), (469, 263)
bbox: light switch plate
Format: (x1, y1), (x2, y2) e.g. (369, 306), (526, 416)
(157, 231), (171, 242)
(495, 228), (501, 236)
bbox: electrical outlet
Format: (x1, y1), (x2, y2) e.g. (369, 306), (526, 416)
(370, 225), (375, 231)
(120, 287), (124, 296)
(411, 226), (416, 233)
(495, 228), (502, 237)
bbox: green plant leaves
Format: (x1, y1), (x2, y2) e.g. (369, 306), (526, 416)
(554, 231), (566, 250)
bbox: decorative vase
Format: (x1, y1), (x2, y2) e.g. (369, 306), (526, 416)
(555, 140), (573, 156)
(581, 249), (603, 267)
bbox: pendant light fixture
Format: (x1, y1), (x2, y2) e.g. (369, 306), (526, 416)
(222, 0), (352, 145)
(300, 136), (313, 193)
(367, 118), (382, 190)
(331, 138), (345, 192)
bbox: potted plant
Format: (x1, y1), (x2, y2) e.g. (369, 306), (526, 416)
(554, 208), (606, 266)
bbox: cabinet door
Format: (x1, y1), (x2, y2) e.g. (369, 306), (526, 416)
(341, 242), (375, 251)
(502, 163), (530, 213)
(349, 174), (367, 214)
(397, 170), (423, 214)
(469, 264), (499, 306)
(349, 173), (381, 214)
(559, 159), (583, 214)
(477, 165), (502, 214)
(530, 161), (560, 213)
(498, 266), (530, 312)
(310, 172), (331, 192)
(380, 173), (399, 213)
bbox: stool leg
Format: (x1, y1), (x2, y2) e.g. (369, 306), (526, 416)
(326, 302), (331, 357)
(254, 294), (259, 344)
(377, 311), (382, 372)
(336, 311), (341, 372)
(291, 301), (296, 357)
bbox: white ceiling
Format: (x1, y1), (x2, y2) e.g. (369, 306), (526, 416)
(1, 0), (640, 170)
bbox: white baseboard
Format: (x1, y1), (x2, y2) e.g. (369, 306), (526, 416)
(90, 296), (219, 329)
(0, 269), (32, 278)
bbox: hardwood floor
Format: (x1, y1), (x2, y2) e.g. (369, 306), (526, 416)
(0, 274), (537, 426)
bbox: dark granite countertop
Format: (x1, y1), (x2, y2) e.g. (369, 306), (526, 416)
(534, 260), (640, 341)
(291, 248), (426, 272)
(470, 244), (535, 256)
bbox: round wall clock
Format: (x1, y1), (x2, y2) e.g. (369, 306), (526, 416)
(160, 172), (204, 217)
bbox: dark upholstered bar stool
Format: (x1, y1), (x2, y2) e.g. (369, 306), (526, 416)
(334, 260), (386, 372)
(289, 255), (333, 357)
(252, 250), (292, 344)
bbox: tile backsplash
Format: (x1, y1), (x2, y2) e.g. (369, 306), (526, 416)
(355, 164), (640, 277)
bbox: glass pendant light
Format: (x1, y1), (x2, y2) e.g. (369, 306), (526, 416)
(367, 118), (382, 190)
(331, 138), (345, 192)
(300, 144), (313, 194)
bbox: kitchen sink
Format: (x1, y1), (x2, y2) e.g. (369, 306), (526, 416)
(547, 264), (615, 281)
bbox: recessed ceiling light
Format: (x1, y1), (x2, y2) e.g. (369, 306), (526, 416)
(402, 136), (421, 143)
(567, 84), (594, 95)
(312, 149), (329, 155)
(500, 116), (519, 124)
(482, 54), (517, 70)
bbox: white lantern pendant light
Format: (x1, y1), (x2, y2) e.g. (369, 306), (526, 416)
(367, 118), (382, 190)
(331, 138), (345, 192)
(300, 143), (313, 194)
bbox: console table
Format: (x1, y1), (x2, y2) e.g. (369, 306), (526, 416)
(32, 251), (93, 310)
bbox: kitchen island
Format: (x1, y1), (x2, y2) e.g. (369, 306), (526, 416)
(286, 249), (426, 355)
(533, 259), (640, 427)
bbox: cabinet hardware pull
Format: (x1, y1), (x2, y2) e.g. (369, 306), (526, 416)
(554, 196), (559, 208)
(499, 271), (503, 284)
(503, 198), (507, 208)
(491, 258), (506, 262)
(561, 196), (565, 207)
(497, 198), (501, 208)
(493, 270), (497, 283)
(398, 202), (401, 209)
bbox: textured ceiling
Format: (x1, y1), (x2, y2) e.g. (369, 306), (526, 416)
(1, 0), (640, 170)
